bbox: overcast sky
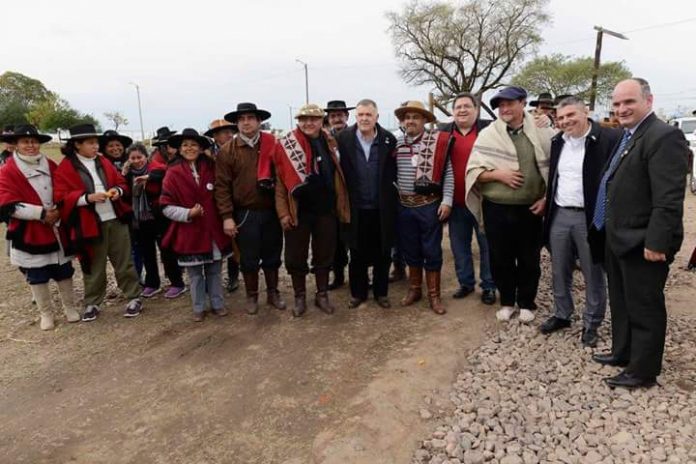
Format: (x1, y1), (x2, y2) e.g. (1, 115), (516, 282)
(2, 0), (695, 137)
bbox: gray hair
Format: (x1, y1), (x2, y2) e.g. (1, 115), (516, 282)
(631, 77), (652, 98)
(356, 98), (378, 110)
(557, 95), (585, 110)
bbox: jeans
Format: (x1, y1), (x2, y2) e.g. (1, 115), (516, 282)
(186, 260), (224, 314)
(448, 205), (495, 290)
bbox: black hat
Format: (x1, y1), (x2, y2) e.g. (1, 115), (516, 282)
(99, 130), (133, 150)
(224, 103), (271, 123)
(2, 124), (15, 134)
(529, 92), (555, 108)
(167, 128), (211, 150)
(0, 124), (52, 144)
(67, 123), (101, 141)
(152, 126), (177, 146)
(490, 86), (528, 110)
(323, 100), (355, 112)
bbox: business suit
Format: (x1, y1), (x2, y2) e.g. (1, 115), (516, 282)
(602, 112), (688, 378)
(337, 124), (397, 301)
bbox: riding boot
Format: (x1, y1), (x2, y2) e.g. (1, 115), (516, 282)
(264, 268), (286, 310)
(425, 270), (446, 315)
(291, 274), (307, 317)
(400, 266), (423, 306)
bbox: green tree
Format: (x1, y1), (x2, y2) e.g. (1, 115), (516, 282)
(27, 93), (100, 132)
(512, 54), (631, 105)
(386, 0), (550, 103)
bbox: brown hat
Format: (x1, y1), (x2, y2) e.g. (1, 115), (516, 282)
(394, 100), (436, 123)
(295, 104), (325, 119)
(204, 119), (238, 137)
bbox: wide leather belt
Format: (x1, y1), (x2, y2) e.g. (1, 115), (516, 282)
(399, 193), (440, 208)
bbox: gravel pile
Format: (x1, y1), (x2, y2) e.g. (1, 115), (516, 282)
(414, 256), (696, 464)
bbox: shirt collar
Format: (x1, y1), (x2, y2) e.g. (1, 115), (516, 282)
(356, 127), (377, 144)
(625, 111), (653, 135)
(562, 123), (592, 144)
(506, 124), (524, 136)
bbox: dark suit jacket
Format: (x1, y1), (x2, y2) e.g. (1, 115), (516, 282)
(605, 113), (689, 260)
(337, 123), (398, 253)
(543, 119), (621, 262)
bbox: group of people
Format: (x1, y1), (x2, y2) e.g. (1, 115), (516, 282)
(0, 77), (688, 389)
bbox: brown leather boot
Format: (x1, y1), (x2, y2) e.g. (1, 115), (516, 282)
(264, 268), (286, 310)
(426, 270), (446, 315)
(314, 268), (335, 314)
(291, 274), (307, 317)
(242, 272), (259, 315)
(400, 266), (423, 306)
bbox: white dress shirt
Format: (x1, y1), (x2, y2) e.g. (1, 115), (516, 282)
(75, 154), (117, 222)
(554, 125), (591, 208)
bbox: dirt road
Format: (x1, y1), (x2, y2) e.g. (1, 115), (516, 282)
(0, 234), (493, 464)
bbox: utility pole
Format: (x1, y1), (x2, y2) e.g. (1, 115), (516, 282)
(589, 26), (628, 112)
(296, 59), (309, 104)
(129, 82), (146, 144)
(288, 105), (294, 130)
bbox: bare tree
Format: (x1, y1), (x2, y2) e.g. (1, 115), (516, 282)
(386, 0), (550, 104)
(103, 111), (129, 131)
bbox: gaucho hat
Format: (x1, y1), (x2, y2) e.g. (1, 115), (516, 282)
(323, 100), (355, 112)
(394, 100), (436, 123)
(224, 103), (271, 124)
(204, 119), (238, 137)
(529, 91), (555, 108)
(67, 123), (101, 141)
(152, 126), (177, 146)
(167, 128), (211, 150)
(0, 124), (52, 144)
(99, 130), (133, 149)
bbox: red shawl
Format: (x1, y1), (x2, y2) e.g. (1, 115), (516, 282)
(53, 155), (131, 272)
(257, 131), (277, 183)
(274, 128), (341, 194)
(160, 157), (231, 256)
(0, 157), (60, 254)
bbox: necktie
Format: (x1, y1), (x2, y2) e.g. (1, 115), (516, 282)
(592, 130), (631, 230)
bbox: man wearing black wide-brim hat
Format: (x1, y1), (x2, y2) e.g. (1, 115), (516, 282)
(1, 124), (16, 166)
(150, 126), (178, 165)
(323, 100), (355, 291)
(215, 102), (286, 315)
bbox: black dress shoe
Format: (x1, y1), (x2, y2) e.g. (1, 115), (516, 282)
(592, 352), (629, 367)
(605, 371), (657, 389)
(481, 289), (496, 305)
(581, 328), (599, 347)
(539, 316), (571, 335)
(375, 297), (391, 308)
(452, 286), (474, 299)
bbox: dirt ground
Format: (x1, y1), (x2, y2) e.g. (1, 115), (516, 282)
(1, 193), (695, 464)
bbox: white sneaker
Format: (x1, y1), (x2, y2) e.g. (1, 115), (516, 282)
(519, 309), (535, 323)
(496, 306), (516, 321)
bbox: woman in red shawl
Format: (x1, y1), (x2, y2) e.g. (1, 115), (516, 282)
(160, 128), (231, 322)
(53, 123), (143, 321)
(0, 125), (81, 330)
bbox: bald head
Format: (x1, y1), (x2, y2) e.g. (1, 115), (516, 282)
(612, 78), (653, 129)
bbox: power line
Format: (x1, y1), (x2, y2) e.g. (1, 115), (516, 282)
(554, 16), (696, 46)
